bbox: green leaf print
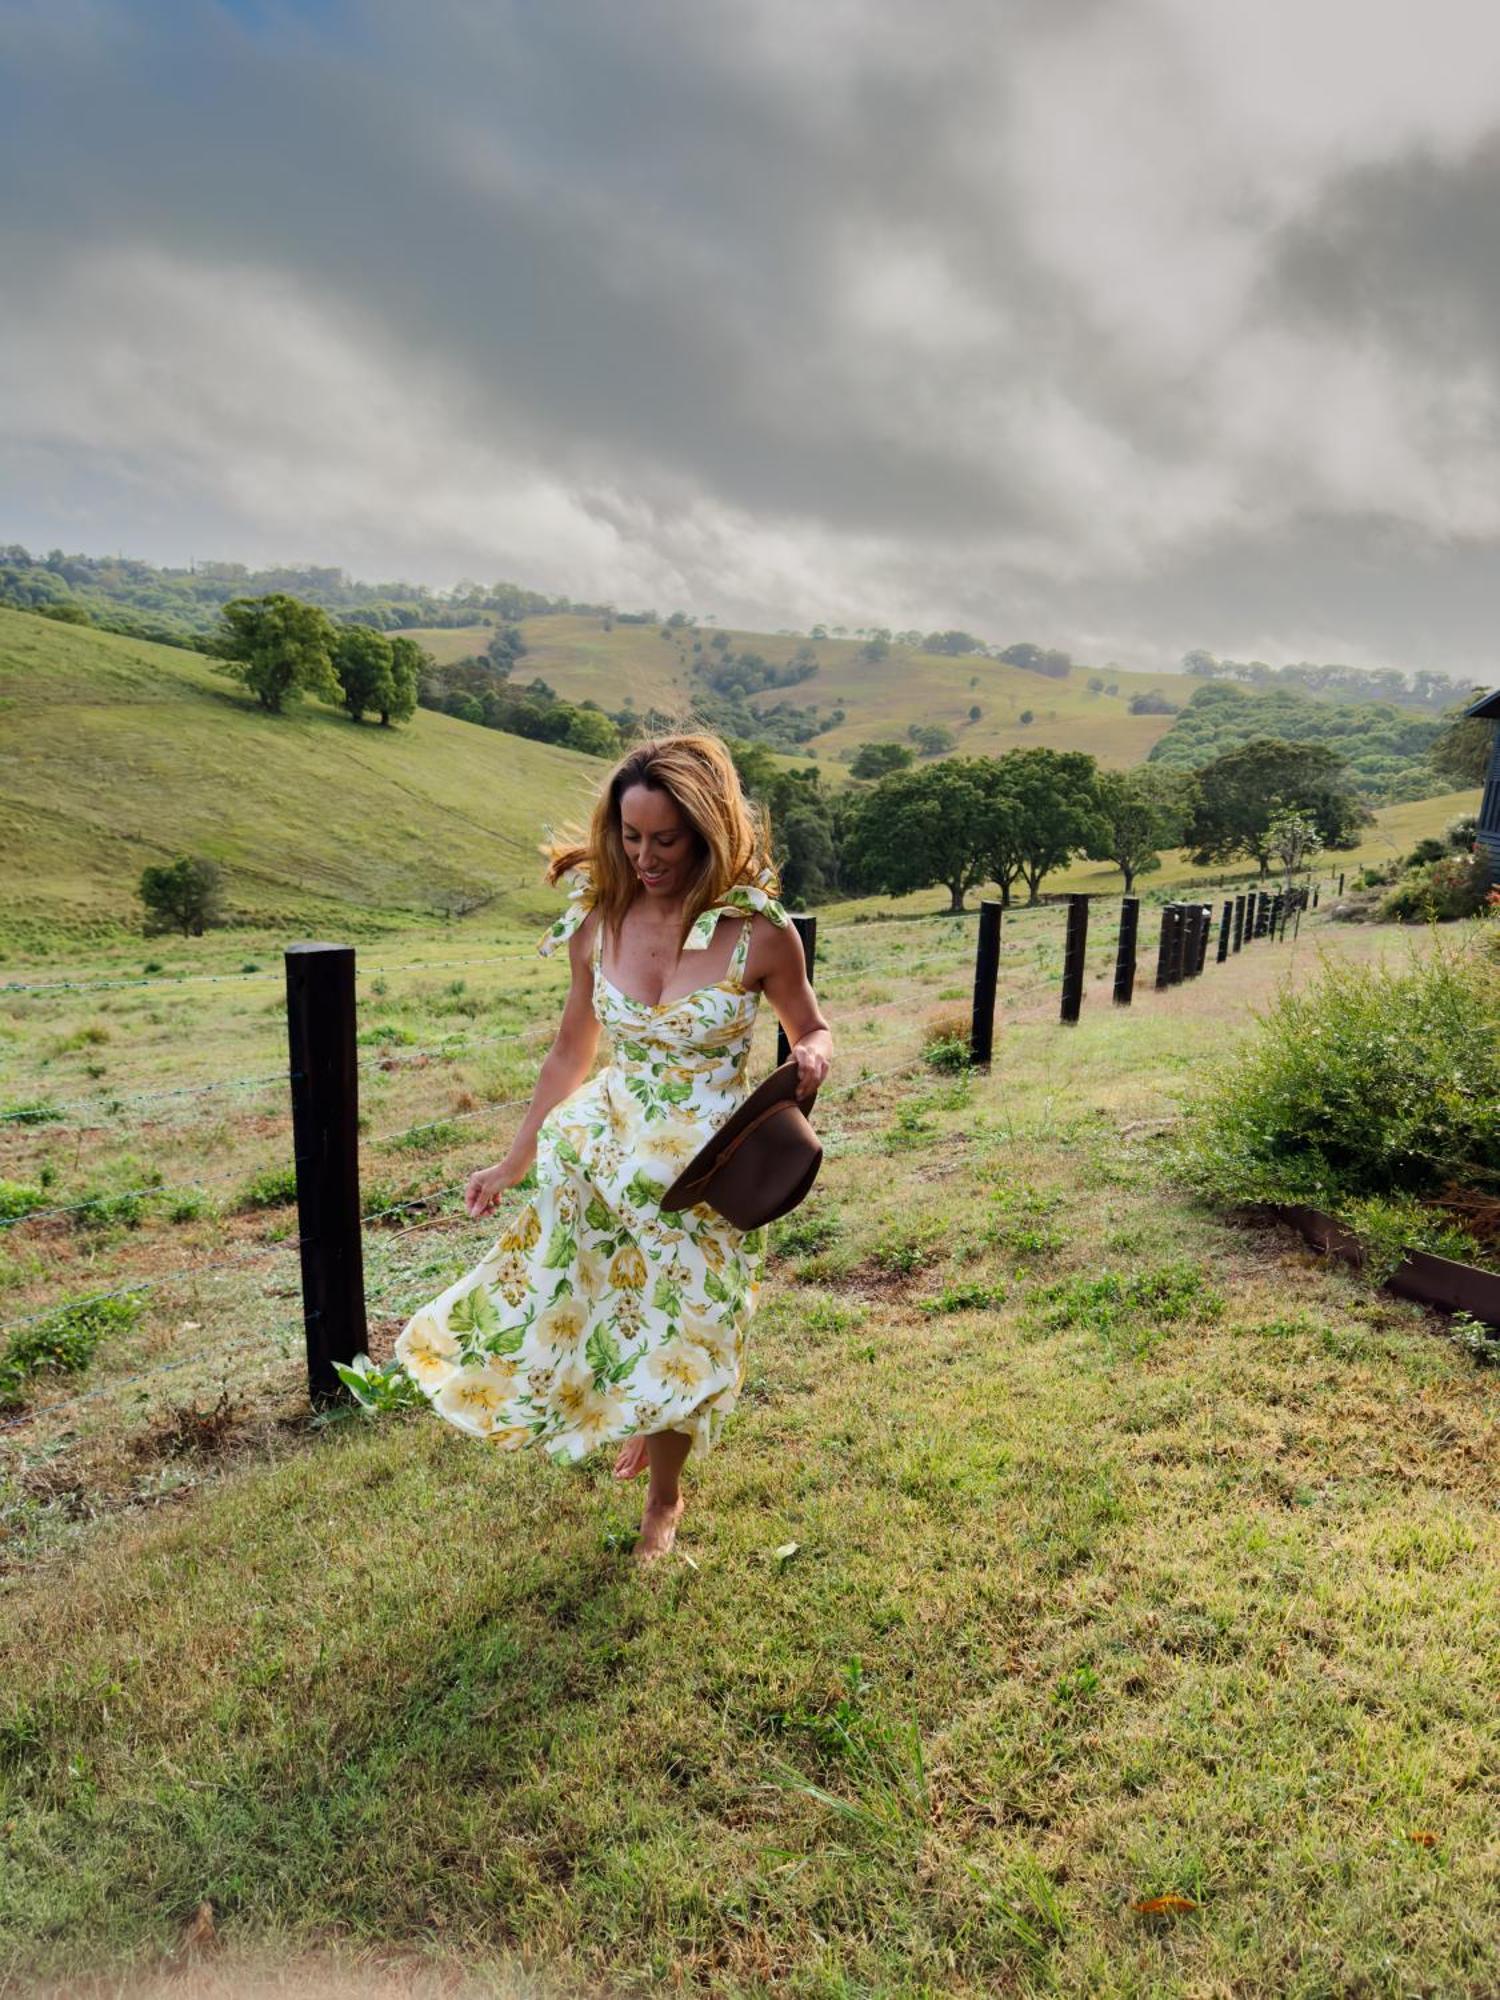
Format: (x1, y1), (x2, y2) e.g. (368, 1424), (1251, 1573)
(585, 1321), (621, 1381)
(487, 1321), (527, 1358)
(541, 1224), (576, 1269)
(585, 1193), (614, 1233)
(626, 1169), (667, 1209)
(742, 1227), (766, 1256)
(553, 1134), (581, 1166)
(659, 1076), (693, 1105)
(702, 1267), (731, 1306)
(448, 1285), (501, 1339)
(652, 1275), (683, 1317)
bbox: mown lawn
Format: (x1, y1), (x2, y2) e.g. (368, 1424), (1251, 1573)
(2, 918), (1496, 1998)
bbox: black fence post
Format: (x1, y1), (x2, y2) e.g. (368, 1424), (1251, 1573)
(1216, 900), (1231, 963)
(969, 898), (1003, 1068)
(777, 914), (818, 1066)
(1154, 904), (1177, 990)
(1232, 894), (1246, 952)
(1169, 903), (1190, 985)
(1113, 895), (1139, 1006)
(1180, 903), (1200, 979)
(285, 943), (366, 1409)
(1271, 892), (1285, 939)
(1312, 885), (1319, 908)
(1337, 872), (1345, 896)
(1255, 892), (1271, 938)
(1060, 894), (1089, 1023)
(1195, 904), (1212, 975)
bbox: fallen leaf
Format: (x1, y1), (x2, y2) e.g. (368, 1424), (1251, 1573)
(679, 1553), (700, 1572)
(1132, 1894), (1198, 1916)
(180, 1900), (218, 1952)
(773, 1541), (800, 1563)
(1406, 1830), (1438, 1848)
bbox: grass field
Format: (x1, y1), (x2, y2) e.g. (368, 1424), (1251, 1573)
(2, 889), (1496, 1998)
(0, 610), (608, 957)
(403, 615), (1209, 768)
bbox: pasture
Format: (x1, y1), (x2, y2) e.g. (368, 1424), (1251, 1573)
(2, 887), (1496, 1999)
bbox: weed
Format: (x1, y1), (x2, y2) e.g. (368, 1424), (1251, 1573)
(235, 1166), (298, 1211)
(773, 1208), (842, 1258)
(0, 1181), (49, 1223)
(1029, 1260), (1223, 1348)
(1, 1101), (61, 1126)
(918, 1278), (1007, 1314)
(0, 1293), (142, 1406)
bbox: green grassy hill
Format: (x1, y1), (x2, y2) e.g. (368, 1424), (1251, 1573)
(404, 616), (1204, 769)
(0, 609), (607, 954)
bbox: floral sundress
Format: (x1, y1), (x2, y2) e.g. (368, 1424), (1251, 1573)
(392, 867), (790, 1463)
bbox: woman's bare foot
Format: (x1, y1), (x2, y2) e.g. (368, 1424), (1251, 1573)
(613, 1436), (650, 1482)
(634, 1495), (685, 1565)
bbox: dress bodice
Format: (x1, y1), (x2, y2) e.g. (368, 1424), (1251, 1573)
(591, 912), (761, 1103)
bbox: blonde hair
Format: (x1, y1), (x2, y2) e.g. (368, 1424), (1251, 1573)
(545, 733), (778, 945)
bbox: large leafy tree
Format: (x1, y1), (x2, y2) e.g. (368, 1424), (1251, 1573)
(384, 636), (423, 726)
(138, 856), (225, 937)
(728, 740), (844, 904)
(210, 594), (338, 713)
(994, 747), (1107, 904)
(333, 624), (396, 723)
(843, 757), (999, 912)
(1084, 767), (1197, 894)
(1427, 701), (1493, 788)
(1187, 738), (1366, 875)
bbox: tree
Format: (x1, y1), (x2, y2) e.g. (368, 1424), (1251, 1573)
(1085, 767), (1197, 893)
(1267, 806), (1323, 891)
(563, 707), (621, 757)
(924, 630), (986, 656)
(1428, 702), (1493, 787)
(486, 623), (527, 675)
(860, 634), (891, 663)
(139, 856), (225, 937)
(843, 758), (998, 912)
(210, 594), (337, 713)
(907, 722), (957, 756)
(850, 740), (915, 779)
(1018, 710), (1034, 726)
(384, 637), (422, 726)
(994, 747), (1107, 904)
(333, 624), (395, 723)
(999, 642), (1072, 678)
(1187, 739), (1366, 876)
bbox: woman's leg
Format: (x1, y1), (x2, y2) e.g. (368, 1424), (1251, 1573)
(635, 1430), (692, 1563)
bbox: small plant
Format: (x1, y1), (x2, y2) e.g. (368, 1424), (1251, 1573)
(871, 1232), (937, 1276)
(0, 1181), (49, 1223)
(0, 1102), (62, 1127)
(1448, 1311), (1499, 1365)
(328, 1352), (429, 1415)
(0, 1293), (142, 1406)
(774, 1208), (842, 1258)
(1029, 1261), (1222, 1346)
(918, 1278), (1007, 1315)
(385, 1118), (463, 1154)
(235, 1166), (298, 1211)
(922, 1008), (971, 1074)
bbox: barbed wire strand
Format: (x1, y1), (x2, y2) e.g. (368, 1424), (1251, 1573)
(0, 1319), (303, 1440)
(0, 1068), (297, 1127)
(0, 1233), (308, 1340)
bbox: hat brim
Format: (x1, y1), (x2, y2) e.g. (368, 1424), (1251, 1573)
(660, 1060), (820, 1223)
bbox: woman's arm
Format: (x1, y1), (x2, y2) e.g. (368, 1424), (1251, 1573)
(752, 917), (832, 1101)
(465, 910), (603, 1217)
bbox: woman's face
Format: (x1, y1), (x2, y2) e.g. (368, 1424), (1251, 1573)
(619, 782), (699, 900)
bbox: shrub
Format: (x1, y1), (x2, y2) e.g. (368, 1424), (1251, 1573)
(1379, 852), (1493, 924)
(236, 1165), (298, 1211)
(0, 1294), (142, 1406)
(1173, 941), (1500, 1256)
(0, 1181), (49, 1223)
(922, 1009), (971, 1073)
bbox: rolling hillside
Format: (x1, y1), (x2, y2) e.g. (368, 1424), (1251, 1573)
(0, 610), (608, 954)
(404, 616), (1205, 768)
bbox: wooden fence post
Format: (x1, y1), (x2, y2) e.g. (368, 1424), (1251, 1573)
(1060, 894), (1089, 1023)
(1113, 895), (1139, 1005)
(1337, 872), (1345, 896)
(285, 943), (366, 1409)
(1154, 904), (1177, 991)
(1195, 904), (1212, 975)
(1179, 903), (1199, 979)
(970, 898), (1003, 1067)
(776, 914), (818, 1066)
(1216, 900), (1231, 963)
(1169, 903), (1191, 985)
(1232, 894), (1246, 952)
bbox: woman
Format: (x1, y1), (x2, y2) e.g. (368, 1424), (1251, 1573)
(393, 733), (833, 1563)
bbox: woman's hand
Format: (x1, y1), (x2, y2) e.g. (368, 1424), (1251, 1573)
(464, 1155), (528, 1219)
(791, 1030), (832, 1101)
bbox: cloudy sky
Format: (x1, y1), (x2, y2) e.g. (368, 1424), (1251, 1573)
(5, 0), (1500, 672)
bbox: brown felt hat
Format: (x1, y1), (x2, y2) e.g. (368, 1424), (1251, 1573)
(660, 1060), (822, 1231)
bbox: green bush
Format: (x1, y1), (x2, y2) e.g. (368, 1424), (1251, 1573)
(1173, 941), (1500, 1260)
(0, 1294), (142, 1407)
(1379, 851), (1492, 923)
(235, 1165), (298, 1211)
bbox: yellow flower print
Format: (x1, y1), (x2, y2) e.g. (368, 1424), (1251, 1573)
(681, 1312), (736, 1372)
(698, 1232), (727, 1274)
(610, 1243), (648, 1290)
(492, 1251), (530, 1306)
(536, 1296), (588, 1353)
(395, 1312), (463, 1390)
(435, 1360), (521, 1437)
(645, 1337), (713, 1399)
(549, 1363), (629, 1446)
(500, 1205), (541, 1253)
(576, 1244), (609, 1296)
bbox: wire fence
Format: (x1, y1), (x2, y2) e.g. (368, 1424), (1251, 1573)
(0, 888), (1315, 1443)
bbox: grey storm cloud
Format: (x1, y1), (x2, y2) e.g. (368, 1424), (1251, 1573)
(5, 0), (1500, 673)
